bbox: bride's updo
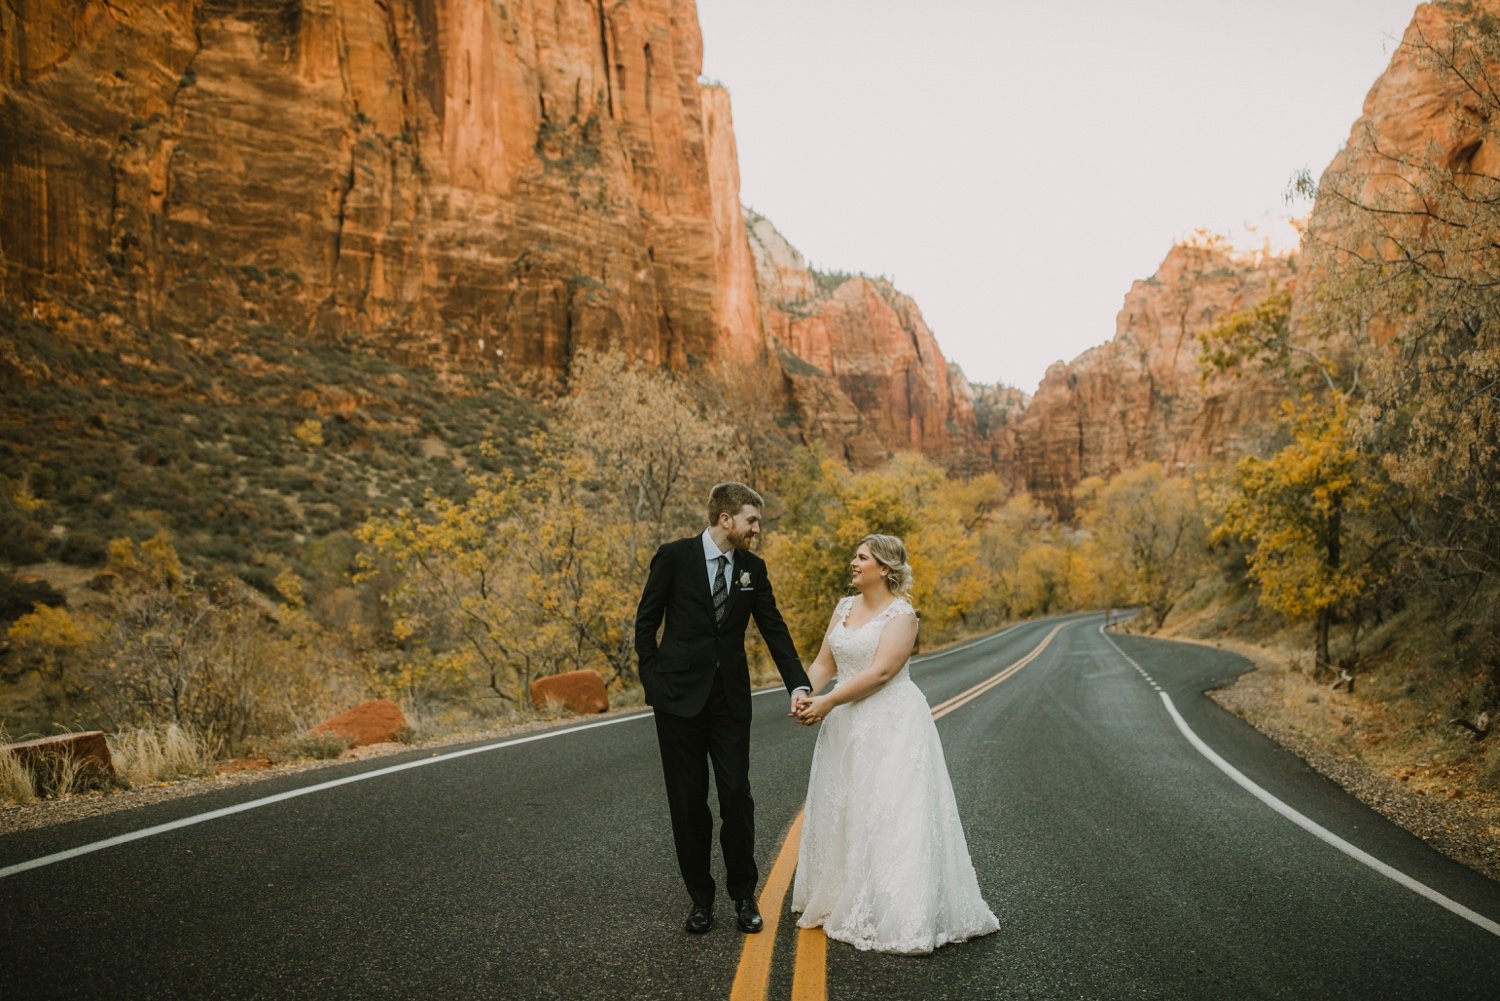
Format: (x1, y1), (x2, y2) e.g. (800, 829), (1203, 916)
(859, 533), (913, 599)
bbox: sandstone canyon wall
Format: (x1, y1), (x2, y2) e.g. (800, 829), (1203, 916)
(1004, 241), (1294, 518)
(1298, 0), (1500, 344)
(1, 0), (729, 374)
(0, 0), (983, 466)
(745, 210), (981, 468)
(998, 1), (1500, 517)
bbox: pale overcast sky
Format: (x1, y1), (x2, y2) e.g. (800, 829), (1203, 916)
(695, 0), (1422, 392)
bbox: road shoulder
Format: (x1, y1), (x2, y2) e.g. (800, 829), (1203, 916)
(1146, 630), (1500, 883)
(0, 704), (650, 837)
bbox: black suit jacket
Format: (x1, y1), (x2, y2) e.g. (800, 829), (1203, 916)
(634, 536), (810, 722)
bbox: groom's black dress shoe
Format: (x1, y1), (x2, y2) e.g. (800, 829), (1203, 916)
(685, 902), (713, 934)
(734, 898), (763, 934)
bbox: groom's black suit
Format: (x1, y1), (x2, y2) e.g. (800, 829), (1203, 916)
(635, 535), (810, 907)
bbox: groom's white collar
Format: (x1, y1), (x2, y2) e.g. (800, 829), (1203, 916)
(701, 527), (734, 568)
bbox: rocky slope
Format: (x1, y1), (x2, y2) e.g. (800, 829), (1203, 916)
(0, 0), (983, 466)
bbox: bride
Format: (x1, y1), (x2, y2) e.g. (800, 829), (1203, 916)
(791, 534), (999, 954)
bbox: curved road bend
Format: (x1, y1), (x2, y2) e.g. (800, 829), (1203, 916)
(2, 614), (1497, 1000)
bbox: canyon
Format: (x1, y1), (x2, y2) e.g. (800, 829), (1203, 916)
(2, 1), (1490, 515)
(0, 0), (978, 468)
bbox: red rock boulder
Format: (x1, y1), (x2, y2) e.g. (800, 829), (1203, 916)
(313, 699), (407, 747)
(4, 731), (115, 783)
(530, 670), (609, 715)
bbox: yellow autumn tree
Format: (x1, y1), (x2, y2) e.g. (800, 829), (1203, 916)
(1079, 464), (1208, 628)
(5, 603), (99, 690)
(1011, 530), (1092, 618)
(1209, 394), (1381, 677)
(358, 351), (746, 706)
(764, 449), (1006, 654)
(974, 493), (1058, 620)
(557, 349), (746, 561)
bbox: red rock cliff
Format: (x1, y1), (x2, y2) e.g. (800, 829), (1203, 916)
(999, 2), (1500, 518)
(1005, 240), (1294, 517)
(746, 210), (980, 467)
(1, 0), (987, 469)
(1298, 0), (1500, 346)
(0, 0), (727, 374)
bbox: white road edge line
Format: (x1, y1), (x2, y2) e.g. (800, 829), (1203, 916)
(1099, 626), (1500, 940)
(0, 710), (654, 880)
(2, 614), (1086, 881)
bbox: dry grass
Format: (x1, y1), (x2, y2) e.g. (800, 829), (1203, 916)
(108, 724), (217, 788)
(0, 724), (118, 802)
(0, 730), (36, 805)
(27, 747), (114, 800)
(538, 692), (571, 716)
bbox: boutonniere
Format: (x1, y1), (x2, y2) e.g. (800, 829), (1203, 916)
(737, 571), (753, 589)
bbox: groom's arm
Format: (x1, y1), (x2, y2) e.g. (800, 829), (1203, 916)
(749, 564), (811, 694)
(634, 543), (674, 668)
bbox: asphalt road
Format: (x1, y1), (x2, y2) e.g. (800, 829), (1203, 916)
(3, 614), (1498, 1000)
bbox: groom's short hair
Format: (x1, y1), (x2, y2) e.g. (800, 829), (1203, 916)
(708, 482), (763, 525)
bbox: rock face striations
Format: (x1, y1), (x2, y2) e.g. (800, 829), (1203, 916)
(0, 0), (984, 466)
(1, 0), (724, 373)
(745, 210), (979, 467)
(1004, 241), (1294, 517)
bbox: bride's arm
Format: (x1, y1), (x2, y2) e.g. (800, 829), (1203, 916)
(799, 611), (917, 720)
(791, 609), (844, 722)
(802, 608), (843, 694)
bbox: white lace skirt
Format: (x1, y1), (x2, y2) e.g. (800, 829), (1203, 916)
(791, 677), (1000, 954)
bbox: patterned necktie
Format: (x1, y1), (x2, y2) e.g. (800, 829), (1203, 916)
(712, 555), (729, 624)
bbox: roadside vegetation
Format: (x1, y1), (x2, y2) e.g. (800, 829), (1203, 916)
(0, 317), (1196, 805)
(1171, 8), (1500, 857)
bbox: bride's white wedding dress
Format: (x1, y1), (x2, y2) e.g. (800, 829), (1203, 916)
(791, 596), (999, 954)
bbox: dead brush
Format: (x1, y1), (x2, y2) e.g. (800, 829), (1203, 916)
(248, 727), (356, 764)
(27, 748), (111, 800)
(0, 726), (36, 805)
(108, 723), (216, 788)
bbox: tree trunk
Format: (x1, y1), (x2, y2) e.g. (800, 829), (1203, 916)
(1315, 608), (1332, 679)
(1314, 500), (1343, 680)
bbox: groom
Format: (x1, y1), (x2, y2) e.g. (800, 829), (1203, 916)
(635, 481), (811, 935)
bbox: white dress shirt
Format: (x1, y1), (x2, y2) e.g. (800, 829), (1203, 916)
(700, 528), (734, 592)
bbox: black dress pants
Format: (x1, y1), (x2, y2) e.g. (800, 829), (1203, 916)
(653, 671), (757, 906)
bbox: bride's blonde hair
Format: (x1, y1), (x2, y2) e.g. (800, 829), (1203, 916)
(859, 533), (913, 599)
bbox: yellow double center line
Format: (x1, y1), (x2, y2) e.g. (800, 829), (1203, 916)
(730, 621), (1068, 1001)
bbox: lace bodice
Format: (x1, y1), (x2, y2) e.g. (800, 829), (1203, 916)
(828, 595), (915, 686)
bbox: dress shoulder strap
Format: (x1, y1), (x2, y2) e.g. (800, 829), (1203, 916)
(883, 597), (916, 620)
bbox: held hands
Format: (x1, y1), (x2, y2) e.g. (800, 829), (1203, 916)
(788, 691), (811, 719)
(793, 694), (833, 726)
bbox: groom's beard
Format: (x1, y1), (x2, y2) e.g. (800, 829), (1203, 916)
(727, 526), (757, 551)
